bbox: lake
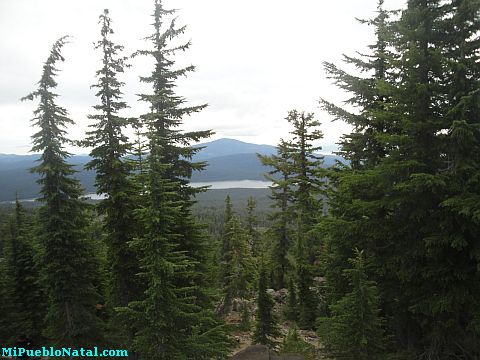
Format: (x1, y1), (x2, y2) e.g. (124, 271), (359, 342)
(85, 180), (272, 200)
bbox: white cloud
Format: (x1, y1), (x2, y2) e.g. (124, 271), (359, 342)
(0, 0), (406, 154)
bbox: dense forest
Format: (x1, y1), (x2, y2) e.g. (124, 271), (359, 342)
(2, 0), (480, 359)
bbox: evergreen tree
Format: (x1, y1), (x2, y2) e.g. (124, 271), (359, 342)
(317, 249), (385, 360)
(286, 110), (325, 259)
(7, 200), (44, 339)
(320, 0), (394, 170)
(280, 326), (316, 360)
(220, 215), (256, 313)
(239, 301), (251, 332)
(316, 0), (398, 339)
(23, 37), (103, 346)
(83, 9), (142, 315)
(245, 196), (261, 257)
(253, 262), (280, 348)
(287, 110), (325, 329)
(258, 140), (294, 290)
(219, 195), (235, 314)
(320, 0), (480, 357)
(0, 199), (43, 343)
(284, 277), (298, 322)
(121, 2), (230, 358)
(224, 194), (234, 224)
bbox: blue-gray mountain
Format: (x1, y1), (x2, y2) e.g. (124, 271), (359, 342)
(0, 138), (343, 201)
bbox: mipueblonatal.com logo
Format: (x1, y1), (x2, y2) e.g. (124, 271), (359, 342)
(2, 346), (128, 358)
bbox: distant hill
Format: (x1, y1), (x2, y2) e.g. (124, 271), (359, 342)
(192, 138), (277, 160)
(0, 138), (344, 202)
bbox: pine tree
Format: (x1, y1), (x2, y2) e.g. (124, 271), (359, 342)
(253, 263), (280, 348)
(239, 301), (251, 332)
(220, 215), (256, 312)
(219, 195), (235, 314)
(287, 110), (325, 258)
(23, 37), (103, 346)
(280, 326), (316, 360)
(7, 199), (44, 339)
(258, 140), (294, 290)
(83, 9), (142, 315)
(320, 0), (394, 170)
(317, 249), (385, 360)
(245, 196), (261, 257)
(287, 110), (325, 329)
(0, 199), (44, 342)
(316, 0), (398, 342)
(320, 0), (480, 356)
(284, 277), (298, 322)
(121, 1), (230, 358)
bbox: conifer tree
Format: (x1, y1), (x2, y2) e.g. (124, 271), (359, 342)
(287, 110), (325, 329)
(84, 9), (142, 314)
(258, 140), (294, 289)
(245, 196), (261, 257)
(224, 194), (234, 224)
(317, 249), (385, 360)
(7, 200), (44, 339)
(219, 195), (235, 313)
(284, 277), (298, 322)
(316, 0), (397, 332)
(287, 110), (325, 257)
(280, 326), (316, 360)
(253, 262), (280, 348)
(320, 0), (480, 356)
(0, 199), (44, 342)
(320, 0), (394, 170)
(121, 1), (230, 358)
(220, 214), (256, 313)
(23, 37), (103, 346)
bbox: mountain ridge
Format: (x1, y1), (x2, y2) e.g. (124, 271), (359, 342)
(0, 138), (344, 202)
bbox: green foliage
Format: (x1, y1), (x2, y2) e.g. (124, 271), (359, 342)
(246, 196), (261, 257)
(283, 277), (298, 322)
(23, 36), (103, 346)
(259, 140), (294, 290)
(287, 110), (325, 329)
(220, 213), (256, 313)
(83, 9), (142, 316)
(0, 201), (44, 343)
(317, 249), (385, 360)
(119, 1), (230, 358)
(239, 302), (251, 332)
(253, 263), (281, 348)
(279, 326), (316, 360)
(320, 0), (480, 356)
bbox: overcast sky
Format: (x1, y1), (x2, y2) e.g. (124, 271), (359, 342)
(0, 0), (406, 155)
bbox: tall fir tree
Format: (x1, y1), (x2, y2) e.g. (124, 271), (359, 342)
(245, 196), (261, 257)
(8, 199), (44, 339)
(252, 262), (281, 348)
(317, 249), (385, 360)
(319, 0), (480, 357)
(83, 9), (142, 316)
(317, 0), (396, 313)
(219, 195), (235, 314)
(283, 277), (298, 322)
(221, 215), (256, 304)
(121, 2), (230, 358)
(320, 0), (394, 170)
(23, 37), (103, 346)
(287, 110), (325, 329)
(258, 139), (294, 290)
(0, 199), (44, 343)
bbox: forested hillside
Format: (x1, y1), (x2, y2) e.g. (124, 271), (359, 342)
(2, 0), (480, 359)
(0, 140), (343, 201)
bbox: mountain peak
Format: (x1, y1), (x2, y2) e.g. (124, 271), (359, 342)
(193, 138), (277, 160)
